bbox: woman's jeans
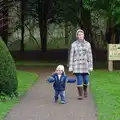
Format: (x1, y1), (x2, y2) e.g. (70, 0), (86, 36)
(74, 73), (89, 86)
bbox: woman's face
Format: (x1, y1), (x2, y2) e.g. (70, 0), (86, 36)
(77, 32), (84, 40)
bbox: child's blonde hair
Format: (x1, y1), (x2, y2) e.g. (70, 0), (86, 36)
(56, 65), (64, 72)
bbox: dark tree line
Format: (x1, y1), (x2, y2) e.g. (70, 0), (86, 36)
(1, 0), (120, 51)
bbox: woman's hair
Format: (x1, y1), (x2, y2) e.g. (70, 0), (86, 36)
(76, 29), (84, 37)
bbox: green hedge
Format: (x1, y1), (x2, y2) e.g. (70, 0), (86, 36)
(0, 40), (18, 98)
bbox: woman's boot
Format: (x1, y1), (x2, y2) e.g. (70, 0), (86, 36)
(83, 85), (88, 97)
(77, 87), (83, 100)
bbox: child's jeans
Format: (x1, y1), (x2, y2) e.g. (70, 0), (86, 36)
(54, 90), (65, 102)
(74, 73), (89, 86)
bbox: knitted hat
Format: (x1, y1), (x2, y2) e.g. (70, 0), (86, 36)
(56, 65), (64, 72)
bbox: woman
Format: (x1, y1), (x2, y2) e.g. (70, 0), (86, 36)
(68, 29), (93, 100)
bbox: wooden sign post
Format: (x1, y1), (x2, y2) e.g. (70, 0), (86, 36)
(108, 44), (120, 71)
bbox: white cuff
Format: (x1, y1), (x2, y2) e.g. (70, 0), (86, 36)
(69, 67), (73, 72)
(89, 68), (93, 71)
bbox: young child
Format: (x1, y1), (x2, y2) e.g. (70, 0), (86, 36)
(47, 65), (76, 104)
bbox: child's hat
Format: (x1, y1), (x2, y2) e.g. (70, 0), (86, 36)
(56, 65), (64, 72)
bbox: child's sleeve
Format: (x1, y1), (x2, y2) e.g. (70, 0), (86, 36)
(47, 75), (55, 83)
(66, 76), (76, 83)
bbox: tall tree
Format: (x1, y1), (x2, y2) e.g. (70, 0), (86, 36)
(0, 0), (9, 45)
(20, 0), (25, 51)
(81, 0), (93, 43)
(64, 21), (70, 45)
(24, 0), (56, 51)
(37, 0), (48, 52)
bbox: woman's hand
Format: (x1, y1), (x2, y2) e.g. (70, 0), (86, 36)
(68, 67), (73, 72)
(89, 67), (93, 71)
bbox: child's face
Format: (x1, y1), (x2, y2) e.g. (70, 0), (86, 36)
(57, 70), (63, 75)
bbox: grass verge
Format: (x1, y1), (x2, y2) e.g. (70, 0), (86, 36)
(0, 70), (39, 120)
(90, 70), (120, 120)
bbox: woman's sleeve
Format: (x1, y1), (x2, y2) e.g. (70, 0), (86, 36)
(69, 44), (74, 69)
(87, 43), (93, 70)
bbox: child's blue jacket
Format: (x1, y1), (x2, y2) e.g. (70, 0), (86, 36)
(47, 73), (76, 91)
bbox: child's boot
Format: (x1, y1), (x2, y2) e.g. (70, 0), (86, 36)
(60, 101), (66, 104)
(54, 96), (58, 103)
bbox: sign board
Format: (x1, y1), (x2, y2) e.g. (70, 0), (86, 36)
(108, 44), (120, 60)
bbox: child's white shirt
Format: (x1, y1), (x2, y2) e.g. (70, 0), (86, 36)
(58, 75), (61, 80)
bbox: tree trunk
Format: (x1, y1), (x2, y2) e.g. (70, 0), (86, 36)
(39, 18), (47, 52)
(20, 0), (25, 51)
(71, 25), (79, 43)
(2, 0), (8, 45)
(80, 1), (94, 48)
(105, 20), (111, 44)
(106, 18), (116, 44)
(82, 10), (94, 48)
(81, 9), (92, 41)
(38, 0), (48, 52)
(111, 27), (116, 44)
(65, 21), (69, 45)
(115, 25), (120, 44)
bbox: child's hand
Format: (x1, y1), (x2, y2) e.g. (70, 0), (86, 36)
(52, 70), (57, 75)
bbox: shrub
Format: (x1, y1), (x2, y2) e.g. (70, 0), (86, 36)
(0, 40), (18, 98)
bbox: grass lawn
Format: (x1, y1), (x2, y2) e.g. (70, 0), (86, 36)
(16, 61), (120, 70)
(0, 70), (39, 120)
(15, 61), (110, 69)
(90, 70), (120, 120)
